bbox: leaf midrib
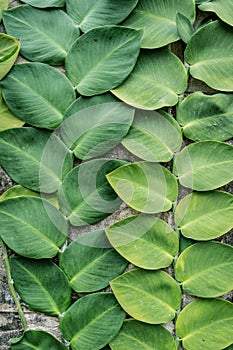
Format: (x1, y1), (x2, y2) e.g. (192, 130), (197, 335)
(178, 159), (233, 179)
(191, 56), (233, 66)
(118, 332), (153, 350)
(78, 0), (102, 27)
(135, 9), (176, 26)
(182, 111), (233, 129)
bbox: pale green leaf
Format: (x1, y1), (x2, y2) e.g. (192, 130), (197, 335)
(176, 12), (194, 43)
(0, 89), (24, 130)
(199, 0), (233, 26)
(0, 33), (20, 80)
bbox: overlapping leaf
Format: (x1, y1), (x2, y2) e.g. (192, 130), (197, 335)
(20, 0), (65, 7)
(0, 33), (20, 80)
(198, 0), (233, 26)
(176, 12), (194, 43)
(0, 90), (24, 130)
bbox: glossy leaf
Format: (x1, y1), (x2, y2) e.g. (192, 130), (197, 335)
(174, 141), (233, 191)
(111, 269), (181, 324)
(66, 0), (139, 32)
(121, 109), (182, 162)
(58, 159), (126, 226)
(60, 293), (125, 350)
(0, 33), (20, 80)
(175, 242), (233, 297)
(0, 90), (24, 130)
(176, 299), (233, 350)
(112, 49), (187, 110)
(65, 26), (142, 96)
(109, 319), (176, 350)
(199, 0), (233, 26)
(174, 191), (233, 240)
(185, 20), (233, 91)
(60, 230), (128, 292)
(0, 62), (75, 129)
(0, 196), (68, 258)
(20, 0), (65, 7)
(176, 12), (194, 43)
(10, 257), (72, 316)
(3, 5), (79, 65)
(121, 0), (195, 48)
(0, 127), (73, 193)
(106, 162), (178, 213)
(177, 92), (233, 141)
(105, 215), (178, 269)
(61, 98), (134, 160)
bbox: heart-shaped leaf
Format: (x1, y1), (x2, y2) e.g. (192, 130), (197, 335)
(177, 92), (233, 141)
(3, 5), (79, 65)
(0, 89), (24, 130)
(66, 0), (139, 32)
(60, 293), (125, 350)
(176, 299), (233, 350)
(59, 230), (128, 292)
(121, 0), (195, 48)
(185, 20), (233, 91)
(106, 162), (178, 213)
(0, 127), (73, 193)
(0, 62), (75, 129)
(65, 25), (142, 96)
(0, 33), (20, 80)
(105, 215), (178, 270)
(175, 242), (233, 297)
(111, 49), (187, 110)
(10, 256), (72, 316)
(19, 0), (65, 7)
(58, 159), (126, 226)
(174, 191), (233, 240)
(174, 141), (233, 190)
(0, 196), (68, 258)
(198, 0), (233, 26)
(121, 109), (182, 162)
(109, 319), (177, 350)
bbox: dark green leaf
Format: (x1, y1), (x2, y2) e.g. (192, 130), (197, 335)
(10, 330), (67, 349)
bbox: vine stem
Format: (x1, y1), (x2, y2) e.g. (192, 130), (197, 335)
(0, 238), (28, 331)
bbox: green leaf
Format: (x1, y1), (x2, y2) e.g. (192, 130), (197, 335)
(58, 159), (126, 226)
(106, 162), (178, 213)
(3, 5), (79, 65)
(174, 191), (233, 240)
(19, 0), (65, 7)
(0, 196), (68, 258)
(0, 62), (75, 129)
(185, 20), (233, 91)
(175, 242), (233, 297)
(176, 12), (194, 43)
(59, 230), (128, 293)
(65, 26), (142, 96)
(0, 90), (24, 130)
(121, 109), (182, 162)
(60, 293), (125, 350)
(111, 269), (181, 324)
(111, 49), (187, 110)
(0, 0), (8, 21)
(66, 0), (139, 32)
(174, 141), (233, 191)
(177, 92), (233, 141)
(10, 330), (67, 349)
(176, 299), (233, 350)
(0, 33), (20, 80)
(0, 185), (40, 201)
(10, 257), (72, 316)
(199, 0), (233, 26)
(109, 319), (177, 350)
(105, 215), (178, 270)
(0, 127), (73, 193)
(61, 98), (135, 160)
(121, 0), (195, 48)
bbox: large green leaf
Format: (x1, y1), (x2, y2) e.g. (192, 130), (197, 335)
(58, 159), (126, 226)
(0, 33), (20, 80)
(0, 89), (24, 130)
(65, 26), (142, 96)
(174, 141), (233, 190)
(185, 20), (233, 91)
(61, 97), (134, 160)
(106, 162), (178, 213)
(10, 257), (72, 316)
(109, 319), (176, 350)
(0, 196), (68, 258)
(121, 0), (195, 48)
(176, 299), (233, 350)
(177, 92), (233, 141)
(3, 5), (79, 65)
(175, 242), (233, 297)
(105, 215), (178, 270)
(60, 293), (125, 350)
(199, 0), (233, 26)
(20, 0), (65, 7)
(174, 191), (233, 240)
(122, 109), (182, 162)
(59, 230), (128, 292)
(0, 127), (73, 193)
(10, 330), (67, 350)
(111, 49), (187, 110)
(0, 62), (75, 129)
(66, 0), (139, 32)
